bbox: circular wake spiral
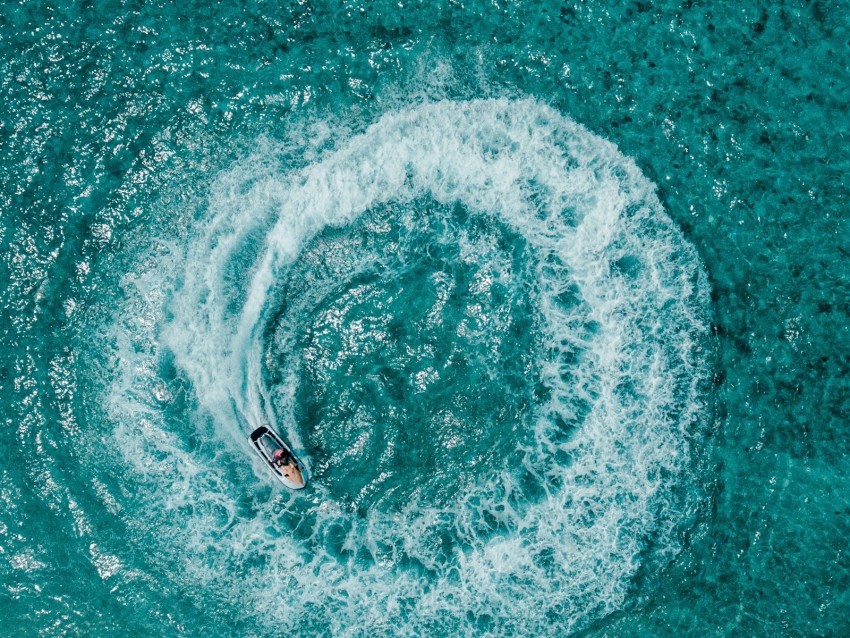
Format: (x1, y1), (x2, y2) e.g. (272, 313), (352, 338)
(100, 98), (709, 636)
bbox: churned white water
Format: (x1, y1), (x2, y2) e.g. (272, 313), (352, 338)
(101, 98), (709, 636)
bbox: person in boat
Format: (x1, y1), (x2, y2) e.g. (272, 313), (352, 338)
(273, 448), (303, 484)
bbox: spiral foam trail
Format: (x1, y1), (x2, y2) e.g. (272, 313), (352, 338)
(103, 98), (709, 636)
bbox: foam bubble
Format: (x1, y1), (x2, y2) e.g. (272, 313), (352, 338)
(103, 98), (709, 635)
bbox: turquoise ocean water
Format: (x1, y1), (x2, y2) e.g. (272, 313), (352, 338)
(1, 1), (848, 636)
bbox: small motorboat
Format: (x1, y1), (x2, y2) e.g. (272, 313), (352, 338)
(249, 425), (307, 490)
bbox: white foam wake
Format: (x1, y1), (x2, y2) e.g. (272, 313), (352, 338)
(105, 98), (709, 635)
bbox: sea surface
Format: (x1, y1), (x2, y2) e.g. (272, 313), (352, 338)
(1, 1), (848, 636)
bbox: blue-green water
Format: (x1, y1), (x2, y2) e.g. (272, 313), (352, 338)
(1, 1), (848, 636)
